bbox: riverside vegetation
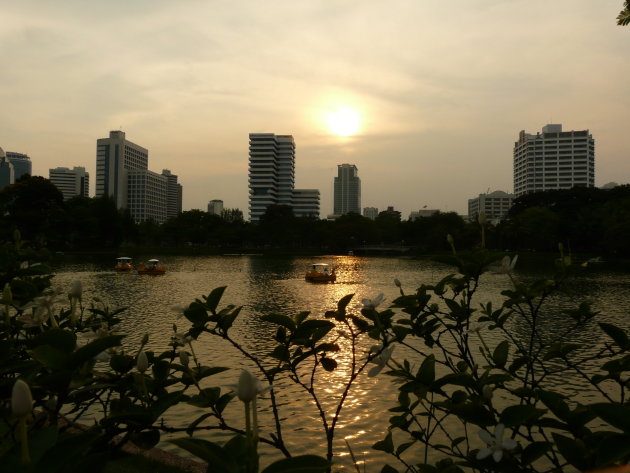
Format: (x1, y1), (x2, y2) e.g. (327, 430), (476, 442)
(2, 224), (630, 473)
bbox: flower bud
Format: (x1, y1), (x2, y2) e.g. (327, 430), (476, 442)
(477, 211), (487, 225)
(179, 351), (190, 368)
(446, 234), (454, 245)
(141, 333), (150, 345)
(3, 283), (13, 304)
(69, 280), (82, 301)
(136, 351), (149, 373)
(394, 278), (401, 288)
(11, 379), (33, 418)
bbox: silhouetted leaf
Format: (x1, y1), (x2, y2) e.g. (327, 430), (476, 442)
(261, 314), (296, 332)
(522, 441), (551, 465)
(500, 405), (546, 427)
(591, 403), (630, 433)
(492, 341), (509, 368)
(205, 287), (227, 314)
(262, 455), (329, 473)
(599, 322), (630, 350)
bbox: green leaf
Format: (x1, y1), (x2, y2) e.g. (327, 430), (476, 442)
(521, 441), (551, 465)
(552, 433), (589, 471)
(492, 341), (509, 368)
(183, 302), (208, 326)
(110, 354), (134, 373)
(30, 329), (76, 353)
(373, 432), (394, 454)
(205, 286), (227, 313)
(270, 345), (290, 362)
(337, 294), (354, 313)
(500, 405), (546, 427)
(416, 355), (435, 385)
(262, 455), (329, 473)
(129, 429), (160, 449)
(31, 345), (72, 370)
(381, 465), (399, 473)
(72, 335), (124, 367)
(538, 390), (571, 421)
(599, 322), (630, 350)
(590, 403), (630, 433)
(261, 313), (296, 332)
(294, 311), (310, 325)
(595, 433), (630, 467)
(321, 357), (337, 372)
(220, 306), (242, 331)
(170, 437), (238, 472)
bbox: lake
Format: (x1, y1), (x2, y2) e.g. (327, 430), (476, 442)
(51, 254), (630, 470)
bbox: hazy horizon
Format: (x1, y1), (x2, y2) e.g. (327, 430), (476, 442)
(1, 1), (628, 219)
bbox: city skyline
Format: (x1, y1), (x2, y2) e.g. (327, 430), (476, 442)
(1, 1), (629, 218)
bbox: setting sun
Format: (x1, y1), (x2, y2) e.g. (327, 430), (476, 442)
(325, 107), (361, 136)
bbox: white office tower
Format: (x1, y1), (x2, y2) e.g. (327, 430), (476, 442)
(468, 190), (514, 223)
(208, 199), (224, 216)
(513, 124), (595, 197)
(6, 152), (32, 180)
(248, 133), (295, 222)
(127, 170), (168, 223)
(49, 166), (90, 200)
(162, 169), (183, 219)
(334, 164), (361, 215)
(292, 189), (320, 218)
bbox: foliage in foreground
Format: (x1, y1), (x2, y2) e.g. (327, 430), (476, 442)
(2, 229), (630, 473)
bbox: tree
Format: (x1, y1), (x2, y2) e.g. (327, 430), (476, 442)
(618, 1), (630, 25)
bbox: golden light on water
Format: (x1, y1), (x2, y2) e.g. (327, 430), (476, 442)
(325, 107), (361, 136)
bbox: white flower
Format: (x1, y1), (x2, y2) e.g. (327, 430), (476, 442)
(171, 304), (188, 319)
(367, 345), (395, 377)
(476, 424), (517, 462)
(136, 351), (149, 373)
(11, 379), (33, 418)
(362, 293), (385, 310)
(69, 280), (82, 301)
(2, 283), (12, 304)
(172, 332), (193, 346)
(482, 385), (494, 401)
(500, 255), (518, 274)
(231, 369), (271, 403)
(466, 321), (490, 335)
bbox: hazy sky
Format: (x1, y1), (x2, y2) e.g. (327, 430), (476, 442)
(1, 1), (629, 218)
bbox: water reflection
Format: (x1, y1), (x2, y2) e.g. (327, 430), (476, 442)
(50, 255), (630, 470)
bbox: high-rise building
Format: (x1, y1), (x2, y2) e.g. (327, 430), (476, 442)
(292, 189), (320, 218)
(96, 131), (181, 223)
(248, 133), (296, 222)
(363, 207), (379, 220)
(208, 199), (224, 216)
(162, 169), (182, 219)
(49, 166), (90, 200)
(6, 152), (32, 180)
(334, 164), (361, 215)
(513, 124), (595, 197)
(468, 190), (514, 223)
(0, 147), (14, 190)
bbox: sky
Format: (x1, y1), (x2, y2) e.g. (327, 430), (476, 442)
(1, 1), (629, 219)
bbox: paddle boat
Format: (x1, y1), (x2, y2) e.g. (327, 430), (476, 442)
(114, 257), (134, 272)
(137, 259), (166, 275)
(305, 263), (336, 283)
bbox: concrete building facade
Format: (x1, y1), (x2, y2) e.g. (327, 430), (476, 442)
(292, 189), (320, 218)
(513, 124), (595, 197)
(0, 147), (14, 190)
(468, 190), (514, 223)
(208, 199), (224, 216)
(162, 169), (182, 219)
(333, 164), (361, 215)
(49, 166), (90, 200)
(6, 152), (32, 180)
(363, 207), (379, 220)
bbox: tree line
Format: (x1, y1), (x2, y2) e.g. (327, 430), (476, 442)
(1, 175), (629, 255)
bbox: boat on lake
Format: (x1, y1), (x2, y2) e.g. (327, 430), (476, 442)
(305, 263), (336, 283)
(114, 257), (134, 272)
(137, 259), (166, 275)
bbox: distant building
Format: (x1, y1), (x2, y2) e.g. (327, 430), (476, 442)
(96, 131), (181, 223)
(49, 166), (90, 200)
(334, 164), (361, 215)
(409, 209), (440, 220)
(6, 152), (32, 180)
(248, 133), (296, 222)
(378, 206), (401, 222)
(292, 189), (320, 218)
(514, 124), (595, 197)
(468, 190), (514, 223)
(363, 207), (379, 220)
(0, 147), (15, 190)
(208, 199), (224, 216)
(162, 169), (182, 219)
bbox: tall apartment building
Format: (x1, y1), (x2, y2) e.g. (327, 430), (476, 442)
(334, 164), (361, 215)
(162, 169), (182, 219)
(0, 147), (14, 190)
(208, 199), (224, 216)
(49, 166), (90, 200)
(292, 189), (320, 218)
(96, 131), (181, 224)
(6, 152), (32, 180)
(363, 207), (379, 220)
(513, 124), (595, 197)
(468, 190), (514, 223)
(248, 133), (318, 222)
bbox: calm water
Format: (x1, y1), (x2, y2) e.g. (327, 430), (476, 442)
(51, 254), (630, 470)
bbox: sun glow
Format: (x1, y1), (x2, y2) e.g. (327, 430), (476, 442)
(325, 107), (361, 136)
